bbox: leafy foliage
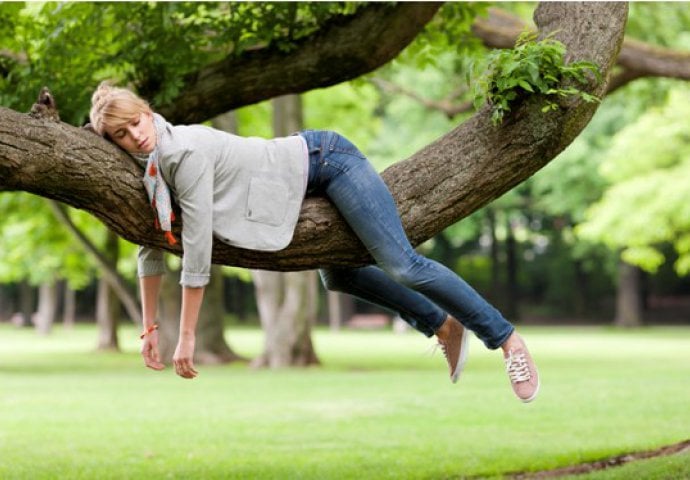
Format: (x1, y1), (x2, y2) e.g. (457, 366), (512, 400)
(472, 31), (602, 125)
(577, 87), (690, 276)
(0, 2), (364, 124)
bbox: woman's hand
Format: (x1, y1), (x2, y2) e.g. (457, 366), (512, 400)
(173, 333), (198, 379)
(141, 330), (165, 371)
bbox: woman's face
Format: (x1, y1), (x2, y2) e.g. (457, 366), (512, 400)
(104, 111), (156, 155)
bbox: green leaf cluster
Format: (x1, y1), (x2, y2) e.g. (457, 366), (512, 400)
(0, 2), (363, 124)
(577, 87), (690, 276)
(472, 31), (602, 125)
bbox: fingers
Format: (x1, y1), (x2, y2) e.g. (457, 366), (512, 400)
(173, 357), (198, 379)
(141, 342), (165, 371)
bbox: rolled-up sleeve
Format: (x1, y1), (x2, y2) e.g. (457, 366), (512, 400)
(172, 150), (214, 288)
(138, 246), (166, 277)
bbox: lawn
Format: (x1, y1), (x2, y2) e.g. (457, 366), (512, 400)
(0, 324), (688, 479)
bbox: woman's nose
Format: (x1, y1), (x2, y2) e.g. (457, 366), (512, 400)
(129, 126), (141, 140)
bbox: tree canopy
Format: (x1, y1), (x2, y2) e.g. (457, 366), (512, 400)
(1, 2), (628, 272)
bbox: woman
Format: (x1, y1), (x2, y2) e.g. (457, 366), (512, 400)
(89, 82), (539, 402)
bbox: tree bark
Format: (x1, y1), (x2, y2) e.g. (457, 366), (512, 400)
(34, 279), (58, 335)
(251, 270), (320, 368)
(0, 2), (628, 271)
(62, 281), (76, 328)
(614, 260), (644, 327)
(95, 231), (120, 350)
(155, 3), (442, 124)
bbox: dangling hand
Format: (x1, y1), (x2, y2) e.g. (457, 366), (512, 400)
(173, 333), (198, 379)
(141, 329), (165, 371)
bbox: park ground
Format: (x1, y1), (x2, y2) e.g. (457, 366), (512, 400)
(0, 324), (688, 479)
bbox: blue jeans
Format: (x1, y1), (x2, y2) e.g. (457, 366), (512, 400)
(299, 130), (514, 349)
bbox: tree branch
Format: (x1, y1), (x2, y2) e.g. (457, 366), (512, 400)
(0, 2), (628, 271)
(472, 7), (690, 93)
(156, 2), (443, 124)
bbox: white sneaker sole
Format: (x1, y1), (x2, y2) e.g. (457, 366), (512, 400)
(451, 326), (470, 384)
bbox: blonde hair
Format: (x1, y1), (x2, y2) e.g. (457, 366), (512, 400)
(89, 81), (152, 136)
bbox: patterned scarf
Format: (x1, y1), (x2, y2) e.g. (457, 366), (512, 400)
(142, 113), (177, 245)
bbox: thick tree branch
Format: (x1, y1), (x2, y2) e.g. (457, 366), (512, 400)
(0, 3), (628, 271)
(157, 2), (442, 124)
(472, 7), (690, 93)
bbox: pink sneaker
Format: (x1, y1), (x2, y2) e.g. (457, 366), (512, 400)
(437, 317), (470, 383)
(504, 335), (540, 402)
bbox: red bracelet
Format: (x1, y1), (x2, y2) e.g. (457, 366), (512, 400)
(140, 323), (159, 339)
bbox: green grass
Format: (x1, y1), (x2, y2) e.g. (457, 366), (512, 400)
(0, 324), (688, 479)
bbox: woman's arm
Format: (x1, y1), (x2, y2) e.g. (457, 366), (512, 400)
(139, 274), (165, 371)
(173, 285), (205, 379)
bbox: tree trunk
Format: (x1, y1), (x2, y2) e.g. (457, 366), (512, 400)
(95, 277), (119, 350)
(251, 270), (320, 368)
(250, 94), (320, 368)
(0, 3), (628, 272)
(614, 260), (644, 327)
(34, 279), (58, 335)
(505, 218), (519, 321)
(156, 263), (244, 365)
(62, 281), (76, 328)
(96, 231), (120, 350)
(487, 208), (501, 305)
(195, 265), (246, 364)
(18, 280), (34, 327)
(157, 266), (181, 364)
(156, 3), (442, 124)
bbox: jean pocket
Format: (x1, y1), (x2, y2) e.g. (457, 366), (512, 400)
(330, 134), (366, 159)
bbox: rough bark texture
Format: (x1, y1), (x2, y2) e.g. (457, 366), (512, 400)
(155, 3), (442, 124)
(0, 2), (628, 271)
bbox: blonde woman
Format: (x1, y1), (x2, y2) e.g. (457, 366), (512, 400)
(89, 82), (539, 402)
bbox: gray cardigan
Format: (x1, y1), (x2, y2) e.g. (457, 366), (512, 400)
(137, 117), (307, 287)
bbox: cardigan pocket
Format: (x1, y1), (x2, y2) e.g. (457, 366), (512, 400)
(245, 176), (289, 226)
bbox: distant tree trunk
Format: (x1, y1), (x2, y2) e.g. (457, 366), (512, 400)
(96, 231), (120, 350)
(614, 260), (644, 327)
(18, 279), (34, 327)
(34, 279), (58, 335)
(62, 281), (76, 328)
(251, 270), (320, 368)
(95, 277), (120, 350)
(157, 263), (244, 364)
(195, 265), (247, 364)
(487, 209), (501, 305)
(505, 218), (519, 320)
(251, 94), (320, 367)
(157, 266), (181, 363)
(329, 291), (355, 331)
(572, 259), (588, 317)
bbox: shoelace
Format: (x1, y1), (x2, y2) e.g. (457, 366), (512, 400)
(505, 349), (531, 383)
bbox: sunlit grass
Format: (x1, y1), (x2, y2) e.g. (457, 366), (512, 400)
(0, 324), (688, 479)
